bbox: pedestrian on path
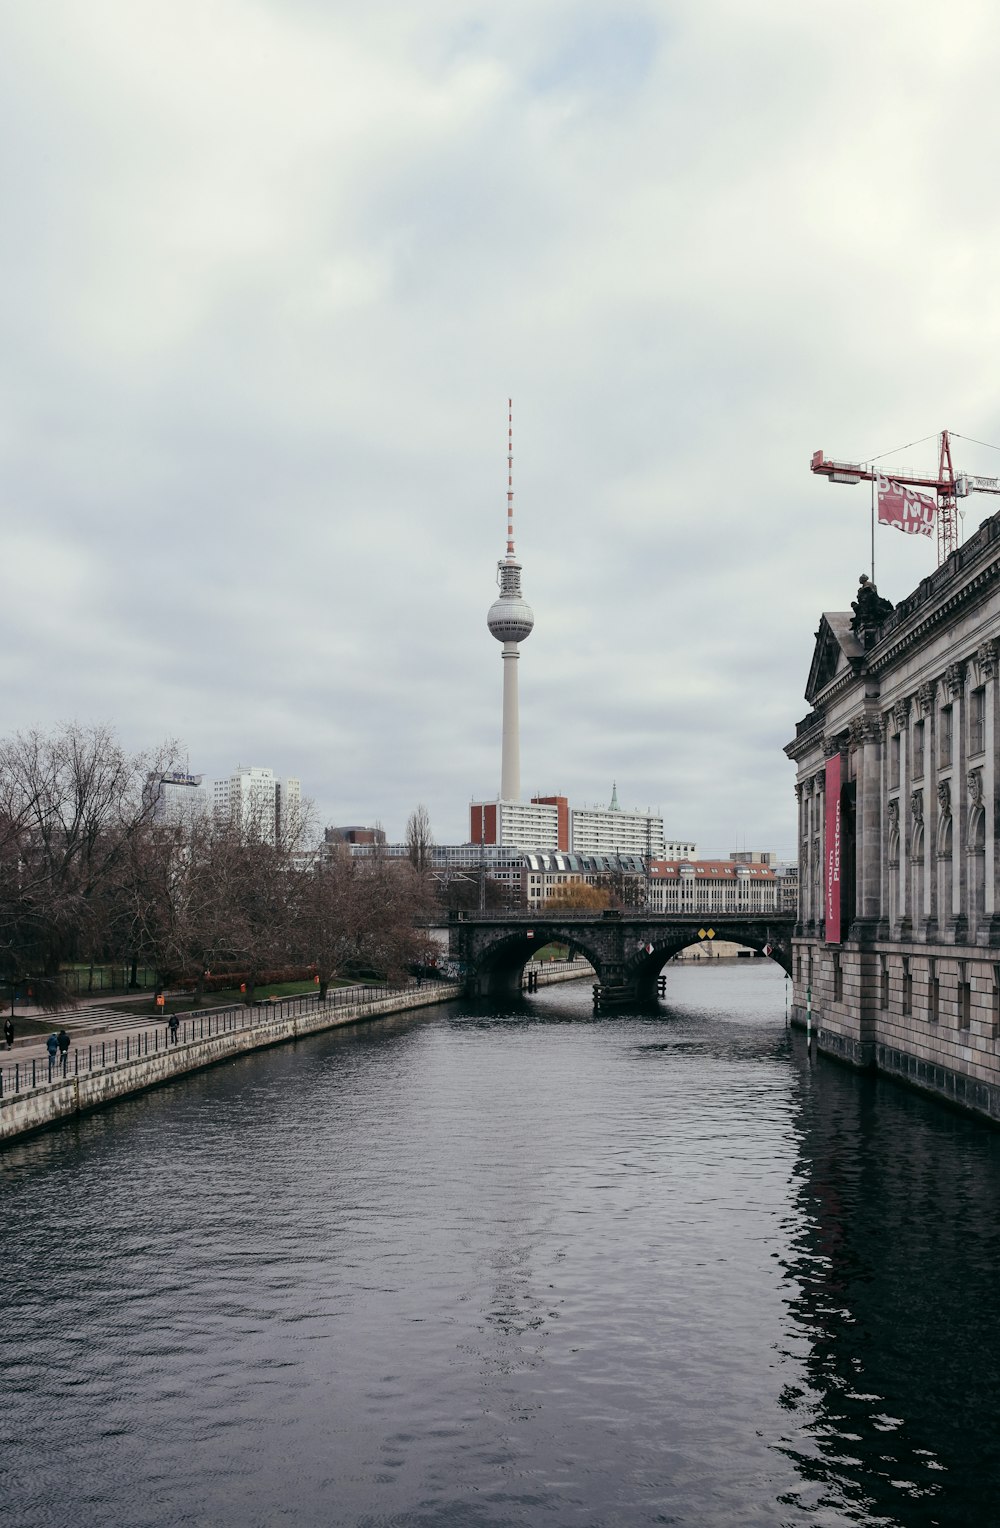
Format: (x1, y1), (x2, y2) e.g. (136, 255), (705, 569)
(57, 1030), (70, 1070)
(46, 1033), (58, 1071)
(4, 1018), (12, 1049)
(168, 1013), (179, 1045)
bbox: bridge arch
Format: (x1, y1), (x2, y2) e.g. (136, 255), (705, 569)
(623, 922), (793, 1001)
(464, 924), (606, 997)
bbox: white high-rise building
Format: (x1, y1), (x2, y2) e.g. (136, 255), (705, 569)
(213, 765), (300, 844)
(569, 783), (668, 857)
(276, 776), (302, 840)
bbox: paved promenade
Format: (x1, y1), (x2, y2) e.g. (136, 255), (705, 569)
(0, 962), (592, 1141)
(1, 981), (426, 1073)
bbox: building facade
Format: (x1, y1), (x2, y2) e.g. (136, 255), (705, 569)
(646, 859), (779, 914)
(569, 795), (667, 857)
(469, 788), (689, 858)
(786, 518), (1000, 1122)
(145, 770), (208, 825)
(469, 798), (561, 851)
(214, 765), (300, 844)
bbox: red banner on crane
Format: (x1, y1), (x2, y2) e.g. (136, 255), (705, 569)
(876, 474), (936, 537)
(824, 755), (842, 944)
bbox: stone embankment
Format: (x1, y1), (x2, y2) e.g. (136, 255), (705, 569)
(0, 984), (455, 1146)
(0, 962), (590, 1146)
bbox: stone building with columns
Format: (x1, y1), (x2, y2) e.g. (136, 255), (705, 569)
(785, 515), (1000, 1122)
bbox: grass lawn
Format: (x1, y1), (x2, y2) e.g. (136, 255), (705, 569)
(4, 1015), (65, 1039)
(1, 976), (385, 1035)
(533, 943), (571, 962)
(100, 976), (374, 1020)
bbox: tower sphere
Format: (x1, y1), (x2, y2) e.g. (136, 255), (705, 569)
(487, 592), (535, 643)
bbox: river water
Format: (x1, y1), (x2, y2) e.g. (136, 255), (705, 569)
(3, 962), (1000, 1527)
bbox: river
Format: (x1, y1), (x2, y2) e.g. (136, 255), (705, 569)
(3, 961), (1000, 1527)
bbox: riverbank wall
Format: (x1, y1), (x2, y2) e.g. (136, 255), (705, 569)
(0, 983), (459, 1146)
(790, 952), (1000, 1126)
(0, 962), (592, 1146)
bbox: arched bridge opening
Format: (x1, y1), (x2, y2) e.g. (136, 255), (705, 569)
(624, 941), (789, 1003)
(463, 927), (606, 998)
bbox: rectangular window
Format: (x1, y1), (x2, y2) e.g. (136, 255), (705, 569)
(833, 952), (843, 1004)
(880, 954), (889, 1010)
(912, 720), (925, 778)
(890, 733), (901, 789)
(902, 958), (912, 1017)
(970, 688), (986, 755)
(959, 963), (972, 1031)
(928, 958), (938, 1023)
(939, 706), (953, 768)
(993, 965), (1000, 1042)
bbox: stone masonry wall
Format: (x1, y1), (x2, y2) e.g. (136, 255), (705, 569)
(0, 985), (455, 1146)
(792, 936), (1000, 1121)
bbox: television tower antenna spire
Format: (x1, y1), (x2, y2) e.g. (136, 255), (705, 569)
(487, 399), (534, 801)
(507, 398), (515, 558)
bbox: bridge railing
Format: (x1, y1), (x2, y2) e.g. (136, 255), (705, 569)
(449, 908), (792, 922)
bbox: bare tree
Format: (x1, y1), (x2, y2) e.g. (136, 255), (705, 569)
(0, 723), (178, 1007)
(296, 847), (435, 999)
(405, 804), (434, 874)
(547, 881), (611, 911)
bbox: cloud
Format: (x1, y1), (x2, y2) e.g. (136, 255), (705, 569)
(2, 0), (1000, 859)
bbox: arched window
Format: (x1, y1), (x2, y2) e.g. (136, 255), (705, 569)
(887, 825), (900, 927)
(911, 822), (924, 924)
(937, 813), (953, 923)
(969, 805), (986, 920)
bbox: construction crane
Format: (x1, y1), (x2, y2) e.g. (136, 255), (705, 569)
(810, 429), (1000, 567)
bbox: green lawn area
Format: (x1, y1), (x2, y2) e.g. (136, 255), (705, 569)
(533, 942), (571, 962)
(5, 1015), (66, 1039)
(101, 975), (378, 1020)
(0, 975), (389, 1035)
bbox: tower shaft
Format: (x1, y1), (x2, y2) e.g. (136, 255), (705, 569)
(500, 643), (521, 801)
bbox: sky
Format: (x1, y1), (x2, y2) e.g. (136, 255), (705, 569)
(4, 0), (1000, 857)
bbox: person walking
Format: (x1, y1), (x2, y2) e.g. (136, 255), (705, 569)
(46, 1032), (58, 1074)
(57, 1029), (70, 1072)
(4, 1018), (13, 1049)
(168, 1013), (179, 1046)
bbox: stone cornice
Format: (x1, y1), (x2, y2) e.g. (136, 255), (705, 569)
(866, 523), (1000, 676)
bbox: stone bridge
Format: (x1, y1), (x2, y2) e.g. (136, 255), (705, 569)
(448, 910), (794, 1005)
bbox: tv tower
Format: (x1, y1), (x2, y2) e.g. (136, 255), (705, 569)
(486, 400), (534, 801)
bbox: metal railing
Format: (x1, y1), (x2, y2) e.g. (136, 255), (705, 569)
(0, 979), (457, 1102)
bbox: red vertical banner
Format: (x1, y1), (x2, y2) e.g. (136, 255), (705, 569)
(825, 755), (842, 943)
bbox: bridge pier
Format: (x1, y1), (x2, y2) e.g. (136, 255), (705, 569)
(592, 982), (639, 1011)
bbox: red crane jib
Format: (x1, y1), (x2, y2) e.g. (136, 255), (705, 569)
(810, 451), (948, 493)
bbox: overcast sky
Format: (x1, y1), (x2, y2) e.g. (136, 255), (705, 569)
(3, 1), (1000, 856)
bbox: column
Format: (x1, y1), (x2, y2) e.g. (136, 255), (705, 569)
(795, 781), (807, 932)
(855, 711), (883, 935)
(814, 767), (826, 941)
(915, 681), (934, 938)
(978, 641), (999, 936)
(895, 698), (911, 936)
(947, 661), (967, 940)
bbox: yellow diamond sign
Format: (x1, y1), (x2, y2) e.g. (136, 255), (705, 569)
(698, 928), (707, 939)
(707, 928), (715, 939)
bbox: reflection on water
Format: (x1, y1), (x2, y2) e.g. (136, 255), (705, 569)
(1, 962), (999, 1526)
